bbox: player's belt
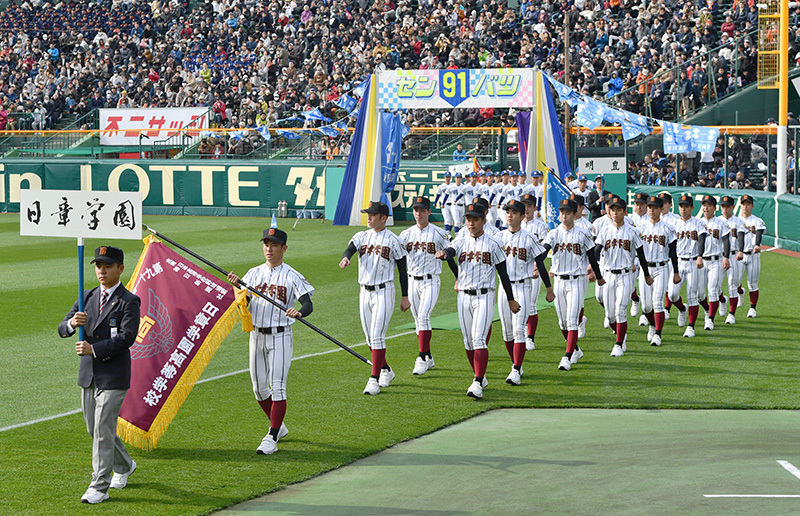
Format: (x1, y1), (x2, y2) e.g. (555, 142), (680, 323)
(647, 261), (668, 267)
(556, 274), (581, 280)
(445, 202), (452, 205)
(455, 203), (464, 206)
(462, 288), (490, 295)
(363, 282), (390, 291)
(679, 256), (698, 260)
(510, 279), (527, 284)
(743, 251), (753, 255)
(609, 268), (633, 274)
(256, 326), (285, 335)
(409, 274), (433, 280)
(703, 255), (720, 261)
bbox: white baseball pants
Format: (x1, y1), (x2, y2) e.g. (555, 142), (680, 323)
(457, 290), (495, 350)
(498, 280), (529, 343)
(603, 270), (635, 324)
(743, 253), (761, 291)
(697, 258), (723, 302)
(671, 258), (701, 305)
(249, 327), (293, 402)
(409, 276), (440, 332)
(640, 264), (669, 314)
(554, 276), (587, 331)
(359, 283), (395, 350)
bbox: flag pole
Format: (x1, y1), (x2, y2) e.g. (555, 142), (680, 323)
(77, 236), (85, 341)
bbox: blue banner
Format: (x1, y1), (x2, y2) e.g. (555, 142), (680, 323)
(379, 112), (403, 213)
(544, 170), (573, 230)
(335, 94), (357, 113)
(255, 126), (271, 141)
(576, 99), (605, 129)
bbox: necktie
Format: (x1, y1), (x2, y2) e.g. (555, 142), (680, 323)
(100, 290), (108, 314)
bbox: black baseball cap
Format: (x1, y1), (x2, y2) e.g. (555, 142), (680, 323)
(464, 203), (487, 218)
(472, 197), (490, 211)
(262, 227), (288, 244)
(701, 194), (717, 205)
(658, 192), (673, 204)
(411, 196), (431, 209)
(520, 193), (537, 205)
(608, 195), (626, 209)
(647, 195), (664, 208)
(677, 194), (694, 206)
(503, 200), (526, 213)
(740, 194), (755, 204)
(559, 199), (578, 212)
(361, 201), (390, 216)
(568, 193), (585, 206)
(91, 246), (124, 264)
(719, 195), (735, 207)
(633, 192), (648, 204)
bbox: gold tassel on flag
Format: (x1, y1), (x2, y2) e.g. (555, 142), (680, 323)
(235, 287), (254, 332)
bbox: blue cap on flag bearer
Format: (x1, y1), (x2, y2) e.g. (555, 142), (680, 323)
(271, 213), (278, 228)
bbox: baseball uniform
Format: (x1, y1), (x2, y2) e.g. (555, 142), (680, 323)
(433, 177), (454, 232)
(637, 205), (678, 346)
(669, 199), (708, 337)
(721, 209), (746, 323)
(740, 206), (766, 317)
(698, 209), (731, 329)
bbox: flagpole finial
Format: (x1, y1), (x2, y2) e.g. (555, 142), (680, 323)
(271, 214), (278, 229)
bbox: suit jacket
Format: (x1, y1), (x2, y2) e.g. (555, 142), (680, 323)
(58, 285), (141, 390)
(586, 189), (605, 222)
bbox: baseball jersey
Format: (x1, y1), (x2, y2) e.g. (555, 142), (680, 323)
(723, 215), (746, 253)
(740, 214), (766, 252)
(477, 182), (493, 201)
(519, 183), (537, 197)
(630, 211), (648, 228)
(533, 184), (544, 206)
(448, 233), (508, 290)
(503, 184), (522, 203)
(498, 228), (546, 281)
(438, 182), (458, 204)
(349, 229), (408, 286)
(242, 263), (315, 327)
(491, 182), (506, 206)
(522, 217), (549, 242)
(398, 223), (450, 276)
(701, 216), (731, 257)
(458, 183), (478, 202)
(572, 188), (592, 205)
(661, 211), (681, 229)
(674, 216), (708, 258)
(543, 224), (596, 276)
(575, 215), (597, 238)
(433, 181), (451, 205)
(595, 223), (644, 270)
(638, 219), (677, 262)
(455, 222), (500, 241)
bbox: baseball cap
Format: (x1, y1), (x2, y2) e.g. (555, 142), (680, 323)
(701, 194), (717, 205)
(740, 194), (755, 204)
(531, 170), (543, 178)
(91, 246), (124, 264)
(658, 192), (673, 203)
(261, 227), (288, 244)
(444, 171), (452, 177)
(607, 195), (626, 209)
(454, 172), (463, 178)
(411, 196), (431, 209)
(719, 195), (735, 207)
(568, 193), (585, 207)
(577, 174), (588, 181)
(565, 171), (576, 179)
(361, 201), (390, 216)
(633, 192), (648, 203)
(559, 199), (578, 212)
(521, 193), (537, 205)
(472, 197), (490, 211)
(464, 202), (487, 217)
(647, 196), (664, 208)
(677, 194), (694, 206)
(503, 200), (526, 213)
(501, 170), (510, 176)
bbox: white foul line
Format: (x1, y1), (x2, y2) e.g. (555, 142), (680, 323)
(777, 460), (800, 481)
(0, 330), (416, 433)
(704, 460), (800, 498)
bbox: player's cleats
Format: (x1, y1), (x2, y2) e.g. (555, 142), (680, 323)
(647, 326), (655, 342)
(677, 309), (687, 328)
(378, 368), (396, 387)
(610, 344), (624, 357)
(481, 377), (489, 388)
(467, 380), (483, 398)
(683, 326), (695, 338)
(639, 314), (648, 326)
(704, 317), (714, 331)
(256, 435), (278, 455)
(725, 313), (736, 325)
(363, 378), (380, 395)
(578, 316), (588, 338)
(505, 368), (521, 386)
(747, 308), (757, 318)
(426, 356), (435, 369)
(570, 347), (584, 364)
(631, 301), (640, 317)
(650, 334), (662, 347)
(110, 461), (136, 489)
(558, 357), (572, 371)
(412, 357), (428, 375)
(526, 337), (536, 351)
(277, 423), (289, 441)
(81, 488), (109, 504)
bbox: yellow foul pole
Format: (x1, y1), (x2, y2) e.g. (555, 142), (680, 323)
(777, 0), (788, 195)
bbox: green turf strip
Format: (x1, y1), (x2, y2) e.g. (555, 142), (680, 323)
(222, 409), (800, 516)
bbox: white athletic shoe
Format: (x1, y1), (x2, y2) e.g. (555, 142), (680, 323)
(664, 310), (671, 320)
(603, 317), (610, 329)
(578, 316), (588, 338)
(277, 423), (289, 441)
(570, 347), (584, 364)
(610, 344), (624, 357)
(412, 357), (428, 375)
(631, 300), (640, 317)
(378, 368), (396, 387)
(526, 337), (536, 351)
(558, 357), (572, 370)
(719, 300), (727, 317)
(467, 380), (483, 399)
(647, 325), (655, 342)
(481, 378), (489, 388)
(256, 434), (278, 455)
(505, 368), (521, 386)
(747, 308), (757, 318)
(650, 334), (662, 347)
(677, 309), (687, 328)
(363, 377), (380, 395)
(110, 461), (137, 489)
(683, 326), (696, 338)
(426, 356), (435, 369)
(639, 314), (648, 326)
(725, 313), (736, 325)
(704, 317), (714, 331)
(81, 488), (109, 504)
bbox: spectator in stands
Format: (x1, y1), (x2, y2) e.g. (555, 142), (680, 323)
(453, 142), (468, 161)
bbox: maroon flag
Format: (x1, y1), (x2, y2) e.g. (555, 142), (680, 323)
(118, 236), (241, 450)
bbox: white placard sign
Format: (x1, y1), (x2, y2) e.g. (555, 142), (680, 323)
(20, 189), (143, 240)
(577, 157), (627, 175)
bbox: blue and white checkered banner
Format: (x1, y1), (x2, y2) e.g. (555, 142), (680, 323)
(376, 69), (534, 110)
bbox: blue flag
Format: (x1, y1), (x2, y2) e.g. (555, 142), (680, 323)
(576, 99), (605, 129)
(302, 108), (332, 122)
(333, 120), (350, 131)
(200, 130), (221, 139)
(544, 169), (573, 230)
(276, 129), (301, 140)
(620, 118), (651, 141)
(688, 126), (719, 153)
(318, 125), (341, 137)
(544, 73), (581, 107)
(659, 120), (690, 153)
(379, 112), (403, 212)
(603, 108), (627, 125)
(229, 130), (247, 141)
(270, 214), (278, 228)
(255, 126), (271, 141)
(400, 123), (411, 139)
(335, 94), (357, 113)
(353, 78), (369, 98)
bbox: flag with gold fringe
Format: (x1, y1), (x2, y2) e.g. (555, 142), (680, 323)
(117, 235), (241, 450)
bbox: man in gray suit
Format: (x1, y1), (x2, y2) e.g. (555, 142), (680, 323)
(59, 246), (141, 504)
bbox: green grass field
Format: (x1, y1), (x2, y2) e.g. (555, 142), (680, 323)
(1, 212), (798, 516)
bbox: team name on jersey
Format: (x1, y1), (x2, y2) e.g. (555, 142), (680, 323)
(254, 283), (288, 304)
(406, 241), (436, 254)
(504, 246), (528, 261)
(552, 242), (583, 255)
(676, 230), (699, 240)
(641, 234), (667, 246)
(359, 244), (391, 260)
(746, 225), (757, 234)
(707, 228), (720, 239)
(602, 238), (631, 251)
(459, 251), (492, 264)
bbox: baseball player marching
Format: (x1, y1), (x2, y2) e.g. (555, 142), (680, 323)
(697, 195), (731, 331)
(497, 200), (554, 385)
(669, 195), (708, 338)
(398, 196), (454, 375)
(719, 195), (746, 324)
(542, 198), (605, 371)
(629, 192), (650, 320)
(435, 202), (520, 399)
(570, 193), (595, 338)
(226, 227), (314, 455)
(594, 195), (653, 357)
(739, 194), (766, 318)
(339, 201), (410, 396)
(659, 193), (681, 321)
(637, 196), (680, 347)
(433, 171), (455, 236)
(521, 193), (549, 350)
(449, 173), (467, 233)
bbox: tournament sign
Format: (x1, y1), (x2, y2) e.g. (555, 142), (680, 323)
(376, 68), (534, 110)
